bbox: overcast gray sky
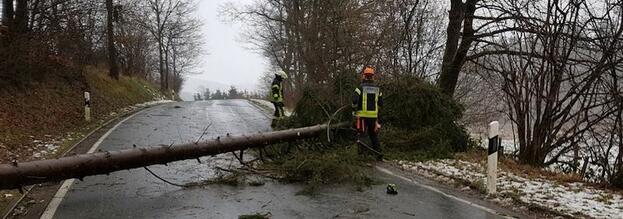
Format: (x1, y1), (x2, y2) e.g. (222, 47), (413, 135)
(183, 0), (266, 92)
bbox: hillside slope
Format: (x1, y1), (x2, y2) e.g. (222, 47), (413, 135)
(0, 66), (166, 163)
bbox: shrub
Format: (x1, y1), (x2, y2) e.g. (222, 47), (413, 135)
(380, 76), (471, 155)
(278, 75), (471, 161)
(380, 76), (463, 130)
(267, 75), (471, 190)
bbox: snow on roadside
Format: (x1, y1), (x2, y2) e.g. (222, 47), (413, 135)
(2, 98), (173, 203)
(27, 99), (174, 160)
(476, 136), (621, 183)
(397, 159), (623, 219)
(128, 99), (174, 110)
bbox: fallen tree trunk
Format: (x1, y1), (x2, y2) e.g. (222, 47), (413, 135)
(0, 122), (349, 190)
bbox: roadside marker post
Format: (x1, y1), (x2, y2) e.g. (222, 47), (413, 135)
(487, 121), (500, 195)
(84, 91), (91, 122)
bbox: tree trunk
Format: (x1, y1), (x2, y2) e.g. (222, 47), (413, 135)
(172, 46), (178, 92)
(518, 138), (547, 167)
(1, 0), (13, 26)
(438, 0), (463, 96)
(519, 145), (539, 166)
(0, 122), (349, 189)
(158, 39), (165, 91)
(14, 0), (28, 33)
(164, 42), (170, 91)
(106, 0), (119, 80)
(438, 0), (477, 96)
(155, 2), (165, 91)
(573, 143), (580, 172)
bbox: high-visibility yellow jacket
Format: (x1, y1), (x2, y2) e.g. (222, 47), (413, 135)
(353, 81), (383, 119)
(271, 78), (284, 103)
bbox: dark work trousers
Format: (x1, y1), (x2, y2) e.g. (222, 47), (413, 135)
(273, 102), (285, 118)
(358, 118), (382, 158)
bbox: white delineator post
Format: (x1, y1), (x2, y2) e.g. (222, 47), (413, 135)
(84, 91), (91, 122)
(487, 121), (500, 195)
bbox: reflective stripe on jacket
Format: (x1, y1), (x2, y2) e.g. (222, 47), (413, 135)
(353, 82), (382, 118)
(271, 80), (284, 103)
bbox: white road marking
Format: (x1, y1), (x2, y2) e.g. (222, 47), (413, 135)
(375, 166), (506, 217)
(40, 111), (142, 219)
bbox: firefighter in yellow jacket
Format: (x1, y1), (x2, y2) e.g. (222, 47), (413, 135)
(271, 70), (287, 119)
(353, 66), (383, 160)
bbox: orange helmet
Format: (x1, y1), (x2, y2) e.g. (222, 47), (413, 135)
(362, 66), (375, 77)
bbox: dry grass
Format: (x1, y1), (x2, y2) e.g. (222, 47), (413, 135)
(455, 149), (584, 185)
(455, 149), (623, 199)
(0, 66), (161, 164)
(0, 66), (162, 216)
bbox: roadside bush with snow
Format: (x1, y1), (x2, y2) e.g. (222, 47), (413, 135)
(397, 159), (623, 218)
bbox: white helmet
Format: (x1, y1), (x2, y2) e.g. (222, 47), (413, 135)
(275, 70), (288, 79)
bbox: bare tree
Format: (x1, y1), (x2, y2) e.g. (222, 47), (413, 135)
(470, 0), (623, 166)
(378, 0), (446, 79)
(227, 0), (399, 105)
(123, 0), (200, 92)
(131, 0), (180, 91)
(163, 4), (201, 92)
(437, 0), (478, 96)
(107, 0), (120, 80)
(1, 0), (200, 90)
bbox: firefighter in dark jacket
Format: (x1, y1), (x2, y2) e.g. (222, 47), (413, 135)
(353, 66), (383, 160)
(271, 70), (288, 119)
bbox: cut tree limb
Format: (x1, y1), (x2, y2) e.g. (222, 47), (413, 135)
(0, 122), (348, 190)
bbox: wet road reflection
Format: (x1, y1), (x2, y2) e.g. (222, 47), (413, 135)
(53, 100), (505, 219)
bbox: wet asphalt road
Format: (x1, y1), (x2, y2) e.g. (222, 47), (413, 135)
(51, 100), (505, 219)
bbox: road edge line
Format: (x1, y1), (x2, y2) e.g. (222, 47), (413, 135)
(2, 109), (143, 219)
(375, 166), (503, 217)
(39, 110), (143, 219)
(246, 99), (274, 119)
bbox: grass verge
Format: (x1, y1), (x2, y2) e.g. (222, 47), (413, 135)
(0, 66), (163, 163)
(0, 66), (165, 217)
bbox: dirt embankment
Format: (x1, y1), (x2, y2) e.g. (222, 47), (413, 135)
(0, 66), (164, 164)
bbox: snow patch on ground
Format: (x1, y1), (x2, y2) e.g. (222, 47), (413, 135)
(25, 99), (174, 160)
(397, 159), (623, 219)
(475, 136), (621, 183)
(27, 136), (61, 160)
(120, 99), (174, 113)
